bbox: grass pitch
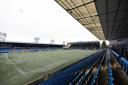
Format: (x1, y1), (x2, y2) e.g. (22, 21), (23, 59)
(0, 49), (96, 85)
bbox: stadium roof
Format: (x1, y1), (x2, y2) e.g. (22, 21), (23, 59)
(55, 0), (128, 40)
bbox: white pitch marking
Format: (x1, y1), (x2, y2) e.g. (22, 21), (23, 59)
(6, 56), (27, 74)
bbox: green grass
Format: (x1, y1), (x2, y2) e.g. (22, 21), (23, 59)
(0, 49), (97, 85)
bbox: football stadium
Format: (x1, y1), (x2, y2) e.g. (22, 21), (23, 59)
(0, 0), (128, 85)
(0, 42), (98, 85)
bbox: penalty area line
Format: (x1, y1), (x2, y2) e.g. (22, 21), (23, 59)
(7, 57), (27, 74)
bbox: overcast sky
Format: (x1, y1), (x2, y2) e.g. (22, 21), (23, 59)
(0, 0), (99, 44)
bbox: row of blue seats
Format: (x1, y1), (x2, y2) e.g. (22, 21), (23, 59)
(69, 53), (103, 85)
(39, 51), (104, 85)
(91, 64), (102, 85)
(52, 51), (103, 78)
(119, 57), (128, 73)
(110, 49), (128, 73)
(107, 63), (114, 85)
(0, 48), (37, 53)
(0, 48), (57, 53)
(90, 52), (106, 85)
(41, 54), (101, 84)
